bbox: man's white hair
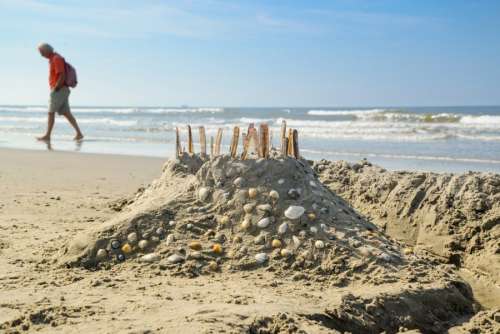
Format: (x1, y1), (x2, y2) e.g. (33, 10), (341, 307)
(38, 43), (54, 53)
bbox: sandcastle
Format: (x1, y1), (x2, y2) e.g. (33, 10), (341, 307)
(60, 123), (461, 287)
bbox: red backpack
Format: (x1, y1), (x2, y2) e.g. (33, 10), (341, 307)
(63, 60), (78, 88)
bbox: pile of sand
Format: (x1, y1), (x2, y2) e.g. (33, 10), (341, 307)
(314, 159), (500, 285)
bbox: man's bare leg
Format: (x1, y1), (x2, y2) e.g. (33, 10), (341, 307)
(37, 112), (55, 141)
(62, 112), (84, 140)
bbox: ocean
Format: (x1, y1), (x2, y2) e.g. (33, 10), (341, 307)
(1, 105), (499, 173)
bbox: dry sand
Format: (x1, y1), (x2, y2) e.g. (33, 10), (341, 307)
(0, 148), (498, 333)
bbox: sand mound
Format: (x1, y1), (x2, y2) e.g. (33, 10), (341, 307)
(314, 159), (500, 285)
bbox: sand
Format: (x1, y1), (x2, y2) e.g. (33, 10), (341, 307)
(0, 148), (498, 333)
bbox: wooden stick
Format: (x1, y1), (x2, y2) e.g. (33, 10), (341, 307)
(187, 125), (194, 154)
(230, 126), (240, 158)
(214, 128), (223, 156)
(241, 131), (249, 160)
(248, 127), (260, 158)
(199, 126), (206, 156)
(210, 136), (214, 159)
(175, 127), (181, 157)
(259, 124), (269, 158)
(280, 120), (287, 156)
(292, 129), (299, 159)
(287, 128), (294, 157)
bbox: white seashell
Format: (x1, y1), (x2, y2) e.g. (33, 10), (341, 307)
(269, 190), (279, 200)
(309, 180), (317, 187)
(255, 253), (269, 264)
(110, 240), (120, 249)
(140, 253), (160, 263)
(320, 223), (327, 231)
(277, 222), (288, 235)
(186, 223), (193, 230)
(138, 239), (149, 250)
(167, 254), (184, 264)
(198, 187), (210, 201)
(292, 236), (301, 247)
(284, 206), (305, 220)
(278, 178), (285, 185)
(243, 203), (255, 214)
(314, 240), (325, 249)
(189, 251), (202, 259)
(257, 217), (270, 228)
(169, 220), (176, 227)
(254, 234), (266, 245)
(233, 177), (245, 188)
(156, 227), (165, 235)
(166, 234), (175, 245)
(96, 249), (107, 260)
(310, 226), (318, 234)
(127, 232), (138, 244)
(257, 204), (272, 213)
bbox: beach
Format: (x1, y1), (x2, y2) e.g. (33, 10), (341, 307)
(0, 147), (498, 333)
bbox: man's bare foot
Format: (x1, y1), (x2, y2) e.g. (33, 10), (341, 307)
(74, 134), (84, 141)
(37, 135), (51, 141)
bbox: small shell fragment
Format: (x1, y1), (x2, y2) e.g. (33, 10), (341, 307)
(248, 188), (258, 199)
(127, 232), (138, 244)
(96, 249), (108, 261)
(167, 254), (184, 264)
(255, 253), (269, 264)
(140, 253), (160, 263)
(138, 239), (149, 250)
(257, 217), (271, 228)
(278, 222), (288, 235)
(271, 239), (282, 248)
(269, 190), (279, 200)
(121, 243), (132, 254)
(110, 240), (120, 249)
(189, 241), (202, 251)
(314, 240), (325, 249)
(212, 243), (223, 254)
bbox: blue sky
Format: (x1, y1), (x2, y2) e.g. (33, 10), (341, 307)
(1, 0), (499, 107)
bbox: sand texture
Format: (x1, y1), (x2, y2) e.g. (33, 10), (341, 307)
(1, 148), (499, 333)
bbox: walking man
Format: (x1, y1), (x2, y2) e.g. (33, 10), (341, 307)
(37, 43), (83, 141)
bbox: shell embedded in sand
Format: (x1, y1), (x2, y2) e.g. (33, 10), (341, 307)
(243, 203), (255, 214)
(207, 261), (218, 271)
(166, 234), (175, 245)
(314, 240), (325, 249)
(169, 220), (176, 227)
(189, 251), (202, 259)
(292, 236), (301, 247)
(219, 216), (230, 226)
(278, 222), (288, 235)
(277, 178), (285, 185)
(110, 240), (120, 249)
(241, 218), (251, 230)
(257, 217), (271, 228)
(257, 204), (272, 213)
(403, 247), (413, 255)
(127, 232), (138, 244)
(307, 213), (317, 221)
(198, 187), (210, 201)
(156, 227), (165, 235)
(255, 253), (269, 264)
(167, 254), (184, 264)
(248, 188), (258, 199)
(96, 249), (107, 260)
(284, 206), (305, 220)
(138, 239), (149, 250)
(269, 190), (279, 200)
(233, 235), (243, 243)
(254, 234), (265, 245)
(233, 177), (245, 188)
(272, 239), (282, 248)
(310, 226), (318, 234)
(189, 241), (202, 251)
(212, 243), (223, 254)
(121, 243), (132, 254)
(280, 249), (292, 257)
(140, 253), (160, 263)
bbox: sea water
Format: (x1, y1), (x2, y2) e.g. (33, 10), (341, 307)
(1, 105), (499, 173)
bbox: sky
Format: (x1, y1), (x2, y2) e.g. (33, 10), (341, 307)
(0, 0), (499, 107)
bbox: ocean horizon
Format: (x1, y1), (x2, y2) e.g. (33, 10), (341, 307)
(1, 104), (500, 173)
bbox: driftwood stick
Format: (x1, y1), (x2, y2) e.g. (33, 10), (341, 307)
(259, 124), (269, 158)
(287, 128), (294, 157)
(230, 126), (240, 158)
(199, 126), (207, 156)
(175, 127), (181, 157)
(210, 136), (214, 159)
(249, 127), (260, 158)
(214, 128), (223, 156)
(292, 129), (299, 159)
(241, 131), (249, 160)
(187, 125), (194, 154)
(280, 120), (287, 156)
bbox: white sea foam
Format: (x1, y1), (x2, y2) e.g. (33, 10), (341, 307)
(307, 109), (386, 116)
(0, 106), (224, 114)
(460, 115), (500, 125)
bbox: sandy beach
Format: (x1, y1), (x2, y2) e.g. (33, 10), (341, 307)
(0, 148), (498, 333)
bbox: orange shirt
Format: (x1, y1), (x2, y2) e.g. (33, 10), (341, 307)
(49, 53), (65, 89)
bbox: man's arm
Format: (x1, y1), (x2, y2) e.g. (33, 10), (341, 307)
(53, 56), (66, 91)
(54, 71), (66, 91)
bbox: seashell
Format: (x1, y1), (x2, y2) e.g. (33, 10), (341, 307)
(219, 216), (230, 226)
(277, 178), (285, 185)
(207, 261), (218, 271)
(271, 239), (282, 248)
(298, 230), (307, 238)
(140, 253), (160, 263)
(284, 206), (305, 220)
(255, 253), (269, 264)
(116, 253), (125, 262)
(248, 188), (258, 199)
(189, 251), (202, 259)
(186, 223), (193, 230)
(96, 249), (107, 261)
(151, 236), (160, 243)
(277, 222), (288, 235)
(243, 203), (255, 214)
(233, 177), (245, 188)
(121, 243), (132, 254)
(127, 232), (138, 244)
(287, 189), (300, 200)
(403, 247), (413, 255)
(307, 213), (316, 221)
(233, 235), (242, 243)
(314, 240), (325, 249)
(309, 180), (317, 187)
(110, 239), (120, 249)
(320, 223), (327, 231)
(167, 254), (184, 264)
(378, 253), (392, 262)
(359, 247), (372, 257)
(169, 220), (176, 227)
(257, 217), (271, 228)
(310, 226), (318, 234)
(211, 243), (223, 254)
(156, 227), (165, 235)
(292, 236), (301, 247)
(241, 218), (251, 230)
(189, 241), (202, 251)
(280, 249), (292, 257)
(269, 190), (279, 200)
(166, 234), (175, 245)
(257, 204), (272, 213)
(254, 234), (266, 245)
(138, 239), (149, 250)
(198, 187), (210, 201)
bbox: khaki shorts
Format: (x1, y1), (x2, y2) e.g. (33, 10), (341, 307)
(49, 86), (71, 115)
